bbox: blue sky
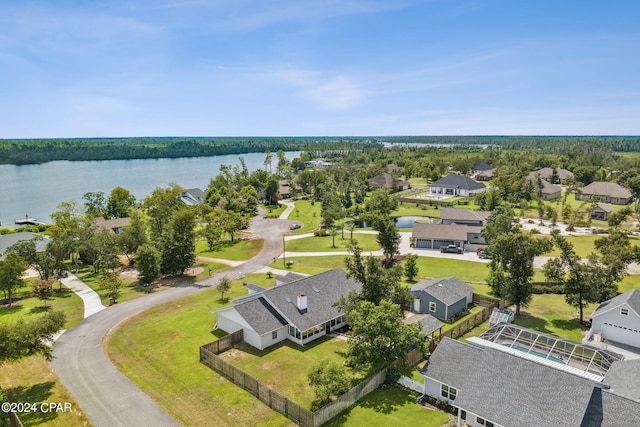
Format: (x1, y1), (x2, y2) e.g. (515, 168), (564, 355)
(1, 0), (639, 137)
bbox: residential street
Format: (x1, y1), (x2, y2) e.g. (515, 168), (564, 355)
(51, 210), (293, 427)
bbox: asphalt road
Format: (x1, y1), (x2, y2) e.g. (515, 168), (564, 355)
(51, 211), (293, 427)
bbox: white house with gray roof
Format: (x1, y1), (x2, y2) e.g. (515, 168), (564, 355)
(410, 277), (473, 321)
(586, 289), (640, 349)
(214, 269), (360, 350)
(422, 326), (640, 427)
(430, 174), (487, 197)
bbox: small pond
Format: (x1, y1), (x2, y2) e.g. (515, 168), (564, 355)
(393, 216), (432, 228)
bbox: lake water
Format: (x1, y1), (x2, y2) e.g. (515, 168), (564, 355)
(0, 151), (300, 227)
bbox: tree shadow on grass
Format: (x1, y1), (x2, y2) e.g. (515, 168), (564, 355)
(29, 305), (51, 314)
(551, 318), (583, 332)
(328, 387), (414, 424)
(513, 314), (554, 335)
(0, 302), (24, 315)
(6, 381), (59, 425)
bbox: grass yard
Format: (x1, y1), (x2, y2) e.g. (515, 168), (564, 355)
(196, 237), (264, 260)
(285, 233), (380, 253)
(540, 235), (640, 258)
(619, 275), (640, 293)
(413, 257), (490, 283)
(512, 293), (595, 342)
(220, 336), (359, 409)
(75, 261), (230, 306)
(324, 387), (449, 427)
(106, 279), (292, 427)
(0, 356), (90, 427)
(289, 200), (322, 233)
(269, 255), (347, 275)
(264, 203), (287, 218)
(0, 282), (84, 329)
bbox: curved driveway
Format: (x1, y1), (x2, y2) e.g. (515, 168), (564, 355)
(51, 212), (294, 427)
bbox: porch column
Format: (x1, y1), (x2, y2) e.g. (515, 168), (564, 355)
(457, 408), (462, 427)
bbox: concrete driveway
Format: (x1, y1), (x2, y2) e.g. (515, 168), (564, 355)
(51, 209), (291, 427)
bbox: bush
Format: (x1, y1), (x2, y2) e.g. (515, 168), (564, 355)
(385, 366), (402, 383)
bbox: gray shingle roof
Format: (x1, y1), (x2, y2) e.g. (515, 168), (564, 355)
(603, 359), (640, 402)
(580, 182), (632, 199)
(0, 232), (49, 259)
(230, 269), (361, 335)
(420, 338), (483, 387)
(532, 167), (574, 181)
(275, 272), (307, 285)
(180, 188), (205, 205)
(234, 297), (289, 335)
(524, 174), (562, 194)
(594, 203), (613, 213)
(473, 162), (493, 171)
(582, 388), (640, 427)
(263, 268), (361, 332)
(431, 174), (486, 191)
(412, 223), (469, 241)
(410, 277), (473, 306)
(591, 288), (640, 319)
(418, 314), (444, 336)
(423, 338), (599, 427)
(440, 208), (490, 224)
(367, 173), (394, 189)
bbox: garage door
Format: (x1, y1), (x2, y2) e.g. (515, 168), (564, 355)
(602, 323), (640, 347)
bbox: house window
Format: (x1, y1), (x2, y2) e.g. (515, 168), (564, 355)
(621, 308), (629, 316)
(272, 330), (277, 340)
(440, 384), (456, 401)
(476, 417), (494, 427)
(429, 302), (437, 312)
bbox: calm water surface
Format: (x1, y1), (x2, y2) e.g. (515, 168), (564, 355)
(0, 151), (300, 226)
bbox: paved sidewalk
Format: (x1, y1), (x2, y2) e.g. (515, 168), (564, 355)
(61, 273), (106, 318)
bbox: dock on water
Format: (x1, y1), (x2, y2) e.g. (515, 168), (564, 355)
(15, 216), (48, 226)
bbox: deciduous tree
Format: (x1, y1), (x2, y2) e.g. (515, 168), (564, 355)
(0, 310), (65, 363)
(217, 276), (231, 302)
(135, 243), (161, 286)
(0, 253), (25, 305)
(307, 362), (350, 409)
(160, 208), (196, 276)
(32, 277), (55, 308)
(346, 300), (425, 373)
(404, 253), (419, 281)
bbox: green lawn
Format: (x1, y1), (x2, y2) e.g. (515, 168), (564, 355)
(0, 280), (84, 329)
(269, 255), (347, 275)
(512, 293), (595, 342)
(0, 356), (90, 427)
(288, 200), (322, 233)
(285, 233), (380, 253)
(324, 387), (449, 427)
(196, 238), (264, 260)
(264, 203), (287, 218)
(74, 261), (230, 306)
(540, 235), (640, 258)
(221, 337), (359, 409)
(413, 257), (490, 283)
(106, 279), (292, 427)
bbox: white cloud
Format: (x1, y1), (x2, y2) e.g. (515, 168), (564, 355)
(275, 68), (366, 109)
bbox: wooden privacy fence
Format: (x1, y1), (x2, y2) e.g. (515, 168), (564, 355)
(200, 333), (387, 427)
(428, 295), (504, 354)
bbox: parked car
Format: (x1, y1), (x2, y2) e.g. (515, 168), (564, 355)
(440, 244), (463, 254)
(478, 250), (492, 259)
(289, 223), (302, 230)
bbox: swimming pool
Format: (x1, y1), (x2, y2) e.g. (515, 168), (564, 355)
(503, 344), (565, 364)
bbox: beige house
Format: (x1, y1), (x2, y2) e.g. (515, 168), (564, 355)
(576, 182), (633, 205)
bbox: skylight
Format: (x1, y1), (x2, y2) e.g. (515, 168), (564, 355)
(312, 286), (320, 293)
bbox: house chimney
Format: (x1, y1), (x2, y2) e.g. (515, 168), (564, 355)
(297, 294), (308, 313)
